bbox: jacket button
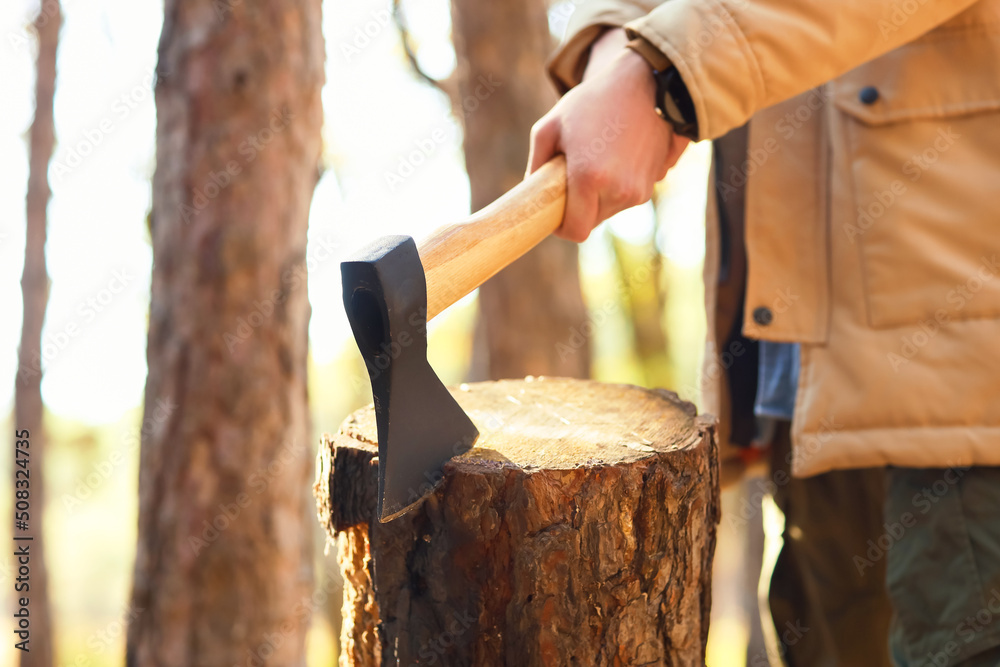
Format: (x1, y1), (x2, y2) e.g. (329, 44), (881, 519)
(859, 86), (880, 105)
(752, 307), (773, 326)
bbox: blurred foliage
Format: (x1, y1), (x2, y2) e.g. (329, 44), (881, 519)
(609, 234), (672, 389)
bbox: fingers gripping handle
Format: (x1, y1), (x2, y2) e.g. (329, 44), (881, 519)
(416, 156), (567, 321)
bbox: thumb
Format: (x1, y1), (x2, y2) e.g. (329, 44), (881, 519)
(526, 116), (561, 177)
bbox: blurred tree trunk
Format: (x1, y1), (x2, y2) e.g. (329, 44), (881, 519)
(126, 1), (324, 665)
(14, 2), (61, 666)
(609, 230), (672, 389)
(450, 0), (591, 381)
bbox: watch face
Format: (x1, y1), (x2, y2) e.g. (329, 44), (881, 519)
(654, 67), (698, 140)
(653, 69), (683, 122)
(661, 93), (685, 124)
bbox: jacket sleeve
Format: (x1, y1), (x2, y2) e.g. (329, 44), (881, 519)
(549, 0), (983, 140)
(548, 0), (663, 93)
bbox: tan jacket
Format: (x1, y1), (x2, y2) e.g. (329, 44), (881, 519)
(549, 0), (1000, 476)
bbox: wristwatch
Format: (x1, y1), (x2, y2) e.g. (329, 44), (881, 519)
(625, 36), (699, 141)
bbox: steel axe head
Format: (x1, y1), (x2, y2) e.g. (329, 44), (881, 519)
(341, 235), (478, 522)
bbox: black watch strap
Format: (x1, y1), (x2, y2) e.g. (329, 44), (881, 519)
(625, 36), (700, 141)
(653, 66), (699, 141)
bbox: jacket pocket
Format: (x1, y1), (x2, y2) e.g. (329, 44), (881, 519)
(835, 30), (1000, 330)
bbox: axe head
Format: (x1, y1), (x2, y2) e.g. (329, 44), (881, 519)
(341, 235), (478, 522)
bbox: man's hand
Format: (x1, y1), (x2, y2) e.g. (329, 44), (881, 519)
(527, 29), (690, 242)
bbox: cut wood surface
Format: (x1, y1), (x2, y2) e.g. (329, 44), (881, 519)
(315, 377), (719, 666)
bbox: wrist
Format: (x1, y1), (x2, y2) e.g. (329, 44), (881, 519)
(612, 48), (660, 105)
(625, 35), (671, 73)
(583, 27), (628, 80)
(624, 36), (699, 141)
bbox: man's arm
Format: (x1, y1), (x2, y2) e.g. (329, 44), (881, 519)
(532, 0), (982, 240)
(528, 28), (689, 241)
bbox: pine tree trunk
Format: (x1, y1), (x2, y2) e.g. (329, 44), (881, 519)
(14, 2), (61, 665)
(316, 378), (719, 666)
(126, 1), (324, 664)
(450, 0), (591, 381)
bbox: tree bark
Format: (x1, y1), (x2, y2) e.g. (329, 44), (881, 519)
(14, 2), (61, 665)
(126, 1), (324, 664)
(316, 378), (719, 666)
(450, 0), (591, 381)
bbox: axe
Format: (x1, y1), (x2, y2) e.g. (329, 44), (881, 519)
(342, 156), (567, 522)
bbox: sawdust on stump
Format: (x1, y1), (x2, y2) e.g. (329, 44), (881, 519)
(314, 377), (720, 666)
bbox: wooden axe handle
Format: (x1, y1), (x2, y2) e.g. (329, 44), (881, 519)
(417, 155), (567, 321)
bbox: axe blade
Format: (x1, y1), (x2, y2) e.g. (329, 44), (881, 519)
(341, 236), (478, 522)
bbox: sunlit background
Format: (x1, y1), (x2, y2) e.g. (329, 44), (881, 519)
(0, 0), (768, 664)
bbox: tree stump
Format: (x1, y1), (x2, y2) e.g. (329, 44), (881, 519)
(315, 377), (719, 666)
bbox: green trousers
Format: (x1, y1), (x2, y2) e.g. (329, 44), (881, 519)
(884, 466), (1000, 667)
(764, 424), (1000, 667)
